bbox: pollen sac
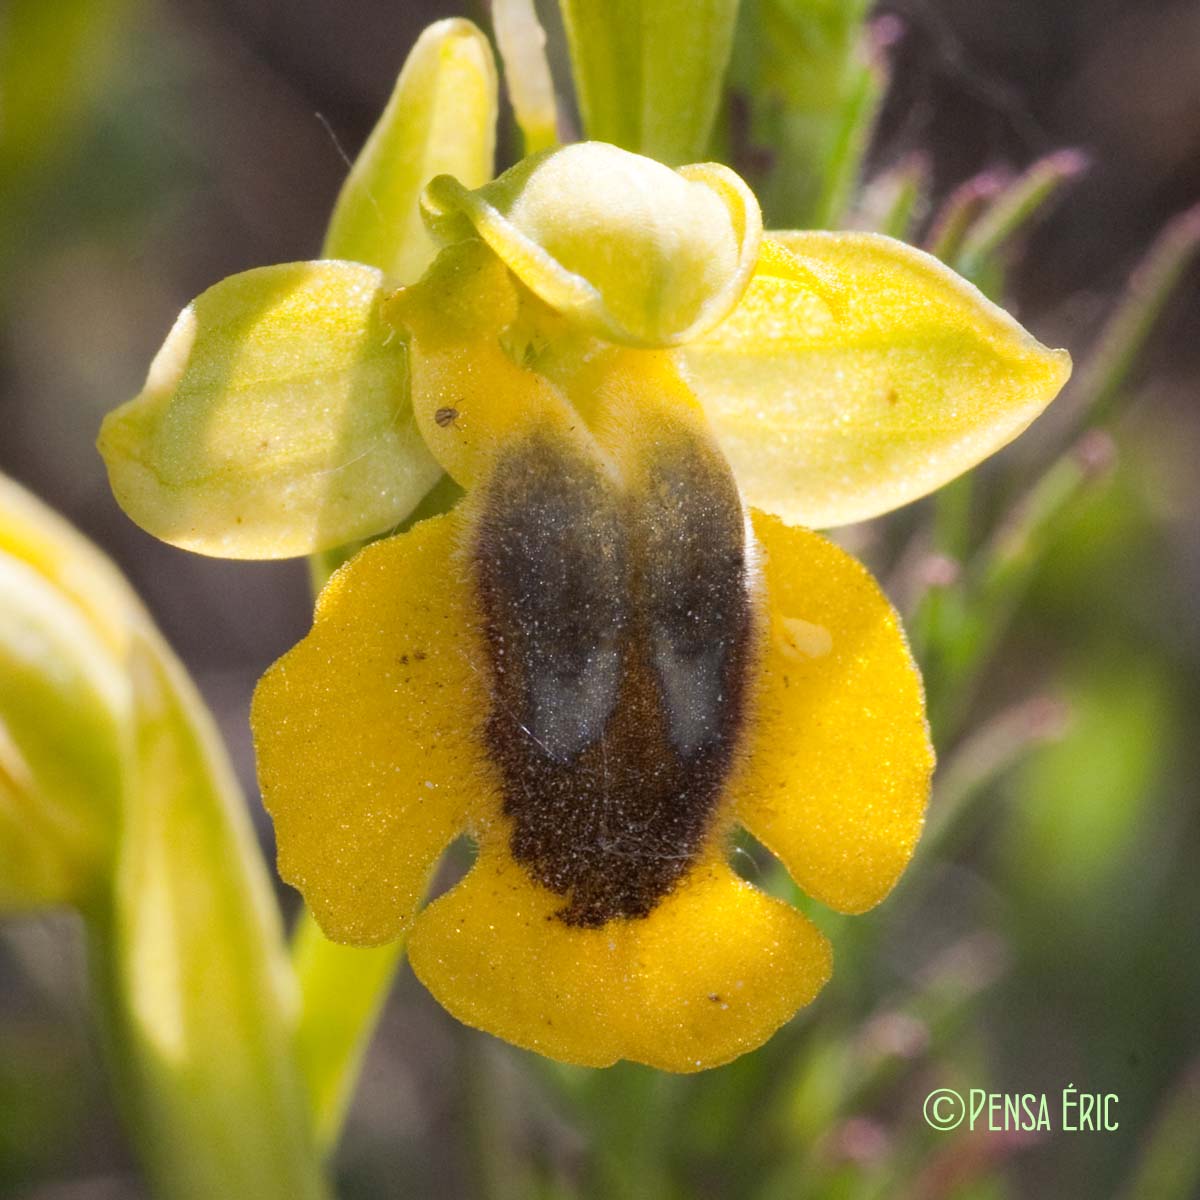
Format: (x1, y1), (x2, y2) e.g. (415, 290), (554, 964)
(473, 430), (755, 926)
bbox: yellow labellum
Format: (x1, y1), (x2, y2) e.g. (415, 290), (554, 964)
(252, 338), (933, 1070)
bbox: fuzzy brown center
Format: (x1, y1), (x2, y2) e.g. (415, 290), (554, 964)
(474, 431), (755, 926)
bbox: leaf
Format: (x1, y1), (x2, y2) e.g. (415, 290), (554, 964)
(729, 0), (881, 227)
(678, 232), (1071, 528)
(99, 260), (441, 558)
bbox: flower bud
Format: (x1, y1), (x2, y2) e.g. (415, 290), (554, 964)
(0, 478), (129, 910)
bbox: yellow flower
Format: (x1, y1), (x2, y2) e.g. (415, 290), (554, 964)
(243, 144), (1069, 1071)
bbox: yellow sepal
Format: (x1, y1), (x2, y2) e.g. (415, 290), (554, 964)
(679, 231), (1072, 528)
(0, 552), (126, 910)
(99, 260), (439, 559)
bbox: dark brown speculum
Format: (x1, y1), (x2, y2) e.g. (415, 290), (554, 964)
(474, 430), (755, 926)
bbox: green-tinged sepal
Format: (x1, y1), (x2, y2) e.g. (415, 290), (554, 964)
(0, 553), (125, 910)
(323, 18), (498, 281)
(99, 260), (441, 559)
(679, 231), (1072, 528)
(559, 0), (740, 165)
(422, 142), (761, 346)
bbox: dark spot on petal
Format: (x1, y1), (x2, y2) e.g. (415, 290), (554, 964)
(435, 406), (459, 427)
(474, 431), (755, 927)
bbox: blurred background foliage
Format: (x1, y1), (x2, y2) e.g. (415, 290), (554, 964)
(1, 0), (1199, 1197)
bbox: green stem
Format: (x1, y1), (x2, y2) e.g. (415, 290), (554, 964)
(909, 475), (973, 734)
(292, 913), (408, 1152)
(921, 207), (1195, 740)
(812, 36), (886, 230)
(923, 694), (1070, 854)
(460, 1033), (533, 1200)
(591, 1069), (677, 1200)
(1066, 202), (1200, 433)
(954, 149), (1088, 284)
(925, 432), (1114, 738)
(924, 169), (1007, 262)
(769, 27), (884, 230)
(857, 153), (928, 240)
(561, 0), (741, 166)
(932, 473), (973, 561)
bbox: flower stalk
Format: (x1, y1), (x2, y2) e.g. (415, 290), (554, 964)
(292, 911), (407, 1151)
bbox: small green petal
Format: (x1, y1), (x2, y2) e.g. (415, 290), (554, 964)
(423, 143), (761, 347)
(99, 260), (440, 559)
(679, 231), (1072, 528)
(491, 0), (559, 155)
(559, 0), (739, 165)
(323, 18), (498, 282)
